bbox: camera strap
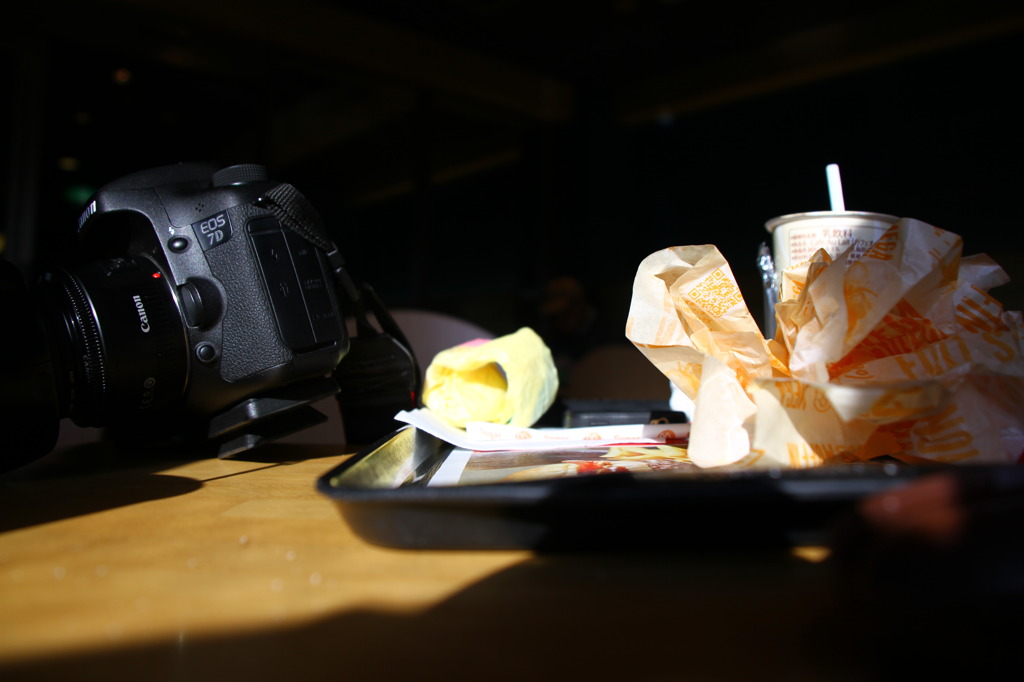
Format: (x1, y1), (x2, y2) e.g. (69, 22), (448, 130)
(259, 184), (422, 443)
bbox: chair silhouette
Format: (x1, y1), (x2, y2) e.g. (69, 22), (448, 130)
(386, 309), (494, 383)
(291, 308), (494, 445)
(558, 343), (670, 401)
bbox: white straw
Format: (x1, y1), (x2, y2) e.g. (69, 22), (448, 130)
(826, 163), (845, 211)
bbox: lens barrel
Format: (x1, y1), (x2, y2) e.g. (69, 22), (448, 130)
(38, 256), (189, 427)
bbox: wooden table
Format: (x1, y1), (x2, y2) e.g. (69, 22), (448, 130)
(0, 437), (1012, 681)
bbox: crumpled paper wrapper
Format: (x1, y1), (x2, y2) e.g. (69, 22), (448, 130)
(422, 327), (558, 428)
(626, 218), (1024, 469)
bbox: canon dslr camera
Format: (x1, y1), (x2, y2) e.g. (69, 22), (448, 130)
(1, 162), (402, 470)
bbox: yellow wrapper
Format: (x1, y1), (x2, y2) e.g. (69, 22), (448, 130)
(626, 219), (1024, 469)
(422, 327), (558, 428)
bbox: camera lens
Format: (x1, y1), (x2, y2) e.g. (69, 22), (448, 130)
(37, 255), (189, 427)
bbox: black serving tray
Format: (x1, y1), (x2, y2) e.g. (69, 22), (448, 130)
(317, 426), (931, 550)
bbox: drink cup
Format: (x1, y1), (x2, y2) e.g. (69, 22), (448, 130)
(759, 210), (897, 337)
(765, 210), (898, 276)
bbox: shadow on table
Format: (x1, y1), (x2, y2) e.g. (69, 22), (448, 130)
(0, 443), (202, 533)
(0, 443), (342, 533)
(2, 542), (1019, 682)
(4, 467), (1023, 681)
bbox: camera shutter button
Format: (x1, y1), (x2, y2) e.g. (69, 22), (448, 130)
(212, 164), (268, 187)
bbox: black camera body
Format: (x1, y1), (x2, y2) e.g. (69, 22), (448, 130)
(1, 162), (362, 467)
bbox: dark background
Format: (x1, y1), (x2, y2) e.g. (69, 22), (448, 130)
(5, 0), (1023, 337)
